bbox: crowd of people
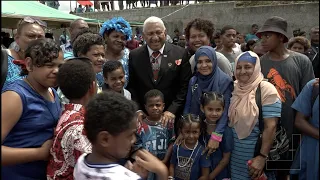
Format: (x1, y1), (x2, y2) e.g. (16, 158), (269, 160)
(1, 13), (319, 180)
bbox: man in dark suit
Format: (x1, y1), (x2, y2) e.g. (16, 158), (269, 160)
(127, 16), (192, 125)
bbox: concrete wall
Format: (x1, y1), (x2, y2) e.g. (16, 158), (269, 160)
(77, 1), (319, 38)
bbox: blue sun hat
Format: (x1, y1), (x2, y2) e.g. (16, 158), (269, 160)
(99, 17), (132, 41)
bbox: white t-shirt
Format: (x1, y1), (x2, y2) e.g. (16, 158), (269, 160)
(74, 153), (142, 180)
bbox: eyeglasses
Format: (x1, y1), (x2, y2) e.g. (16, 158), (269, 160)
(18, 16), (47, 28)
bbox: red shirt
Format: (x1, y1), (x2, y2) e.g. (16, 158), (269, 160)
(46, 104), (91, 180)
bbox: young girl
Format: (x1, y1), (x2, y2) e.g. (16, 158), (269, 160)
(199, 92), (233, 180)
(102, 60), (131, 100)
(169, 114), (210, 180)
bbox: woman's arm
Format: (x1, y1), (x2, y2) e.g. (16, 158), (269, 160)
(294, 112), (319, 139)
(209, 152), (231, 180)
(183, 80), (193, 114)
(215, 84), (232, 134)
(249, 117), (278, 178)
(1, 91), (51, 165)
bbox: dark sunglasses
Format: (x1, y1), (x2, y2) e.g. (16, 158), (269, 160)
(18, 16), (47, 28)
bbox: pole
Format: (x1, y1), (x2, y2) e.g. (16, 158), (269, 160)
(69, 0), (71, 12)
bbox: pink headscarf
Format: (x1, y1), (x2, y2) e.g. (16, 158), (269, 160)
(228, 51), (280, 139)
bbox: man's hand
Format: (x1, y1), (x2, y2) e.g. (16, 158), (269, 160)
(136, 110), (146, 124)
(162, 111), (175, 127)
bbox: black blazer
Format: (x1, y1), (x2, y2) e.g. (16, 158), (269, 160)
(127, 42), (192, 115)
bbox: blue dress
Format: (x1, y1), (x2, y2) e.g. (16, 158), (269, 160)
(230, 100), (281, 180)
(3, 54), (24, 89)
(1, 80), (61, 180)
(199, 126), (233, 180)
(290, 79), (319, 180)
(170, 143), (211, 180)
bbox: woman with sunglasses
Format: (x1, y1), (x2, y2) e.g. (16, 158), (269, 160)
(1, 39), (64, 179)
(99, 17), (132, 88)
(3, 16), (46, 89)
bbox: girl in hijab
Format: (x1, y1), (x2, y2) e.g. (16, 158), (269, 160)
(183, 46), (233, 158)
(228, 51), (281, 180)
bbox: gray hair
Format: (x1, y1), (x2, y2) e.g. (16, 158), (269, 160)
(143, 16), (166, 33)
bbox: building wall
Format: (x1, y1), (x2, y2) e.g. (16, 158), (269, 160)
(77, 2), (319, 38)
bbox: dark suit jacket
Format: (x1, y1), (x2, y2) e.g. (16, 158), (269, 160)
(127, 43), (192, 115)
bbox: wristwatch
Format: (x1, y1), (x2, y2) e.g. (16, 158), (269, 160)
(259, 152), (269, 159)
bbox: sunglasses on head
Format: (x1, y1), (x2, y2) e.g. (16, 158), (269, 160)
(18, 16), (47, 28)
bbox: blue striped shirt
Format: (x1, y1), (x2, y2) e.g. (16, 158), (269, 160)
(230, 100), (281, 180)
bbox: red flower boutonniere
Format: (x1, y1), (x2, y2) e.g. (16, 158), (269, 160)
(175, 59), (182, 66)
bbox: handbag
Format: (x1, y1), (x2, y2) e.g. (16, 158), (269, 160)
(254, 82), (290, 163)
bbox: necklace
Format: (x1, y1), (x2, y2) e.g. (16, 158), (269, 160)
(183, 140), (196, 150)
(177, 140), (199, 168)
(24, 78), (59, 121)
(145, 116), (162, 126)
(25, 78), (53, 99)
(204, 119), (217, 126)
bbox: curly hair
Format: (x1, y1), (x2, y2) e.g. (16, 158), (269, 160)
(102, 60), (124, 78)
(72, 32), (105, 57)
(184, 18), (215, 41)
(21, 38), (61, 76)
(144, 89), (164, 105)
(288, 36), (311, 52)
(99, 17), (132, 41)
(58, 58), (95, 100)
(84, 91), (138, 143)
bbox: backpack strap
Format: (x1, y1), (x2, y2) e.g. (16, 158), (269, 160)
(1, 49), (9, 89)
(255, 83), (263, 131)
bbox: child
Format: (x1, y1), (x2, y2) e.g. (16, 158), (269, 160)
(47, 58), (96, 179)
(199, 92), (233, 180)
(169, 114), (210, 180)
(133, 89), (175, 180)
(74, 92), (168, 180)
(102, 60), (131, 100)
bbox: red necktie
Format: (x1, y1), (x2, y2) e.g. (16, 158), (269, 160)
(151, 51), (161, 81)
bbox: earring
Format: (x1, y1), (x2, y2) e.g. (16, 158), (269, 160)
(14, 43), (20, 52)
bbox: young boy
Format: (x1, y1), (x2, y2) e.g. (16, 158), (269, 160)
(47, 58), (97, 179)
(102, 60), (131, 100)
(132, 89), (175, 180)
(74, 92), (169, 180)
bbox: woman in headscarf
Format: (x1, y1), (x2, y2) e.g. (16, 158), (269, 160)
(99, 17), (132, 88)
(183, 46), (233, 157)
(228, 51), (281, 180)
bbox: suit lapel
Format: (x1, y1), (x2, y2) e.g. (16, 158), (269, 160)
(157, 43), (172, 85)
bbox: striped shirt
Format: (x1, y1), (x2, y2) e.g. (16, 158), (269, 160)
(230, 100), (281, 180)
